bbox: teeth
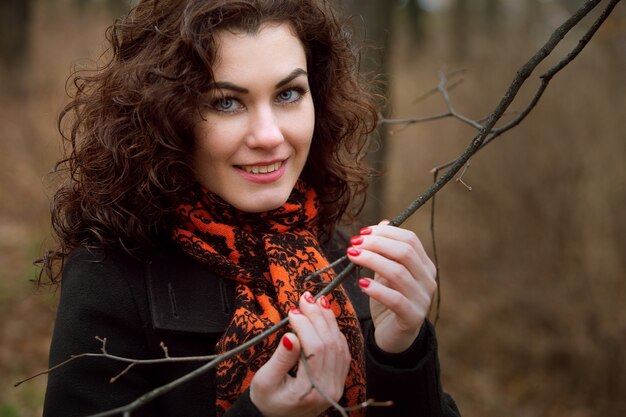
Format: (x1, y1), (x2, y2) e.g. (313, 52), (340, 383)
(241, 161), (282, 174)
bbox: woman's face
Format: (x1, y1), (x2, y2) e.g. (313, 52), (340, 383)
(192, 22), (315, 213)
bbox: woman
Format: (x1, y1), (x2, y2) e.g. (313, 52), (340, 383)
(42, 0), (460, 416)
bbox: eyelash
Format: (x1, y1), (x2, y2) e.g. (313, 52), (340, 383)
(209, 86), (309, 113)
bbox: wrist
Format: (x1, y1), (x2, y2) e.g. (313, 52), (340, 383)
(369, 321), (428, 367)
(374, 322), (424, 354)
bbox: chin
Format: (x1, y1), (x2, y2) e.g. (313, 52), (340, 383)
(231, 191), (291, 213)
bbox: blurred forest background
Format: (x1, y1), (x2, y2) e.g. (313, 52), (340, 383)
(1, 0), (624, 416)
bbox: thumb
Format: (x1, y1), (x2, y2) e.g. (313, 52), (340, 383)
(257, 333), (301, 382)
(249, 333), (302, 414)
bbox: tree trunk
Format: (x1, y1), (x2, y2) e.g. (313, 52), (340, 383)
(0, 0), (32, 96)
(339, 0), (394, 225)
(451, 0), (469, 63)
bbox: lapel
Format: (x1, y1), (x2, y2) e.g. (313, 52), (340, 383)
(146, 249), (236, 334)
(145, 231), (370, 334)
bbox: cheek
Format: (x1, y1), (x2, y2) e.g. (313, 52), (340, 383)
(289, 106), (315, 150)
(192, 121), (232, 162)
(191, 124), (221, 172)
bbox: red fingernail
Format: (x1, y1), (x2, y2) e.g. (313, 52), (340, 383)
(358, 278), (371, 288)
(359, 227), (372, 235)
(319, 295), (331, 309)
(350, 235), (364, 245)
(347, 246), (361, 257)
(303, 291), (315, 304)
(282, 335), (293, 351)
(289, 307), (302, 314)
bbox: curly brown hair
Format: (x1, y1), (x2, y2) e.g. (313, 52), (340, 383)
(40, 0), (378, 284)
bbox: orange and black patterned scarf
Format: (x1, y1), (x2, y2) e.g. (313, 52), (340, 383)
(171, 181), (366, 416)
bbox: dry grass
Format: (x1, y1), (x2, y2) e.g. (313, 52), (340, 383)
(1, 2), (624, 417)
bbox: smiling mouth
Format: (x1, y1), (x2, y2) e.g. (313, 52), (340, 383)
(238, 161), (283, 174)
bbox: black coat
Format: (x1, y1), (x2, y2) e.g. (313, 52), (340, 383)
(43, 237), (460, 417)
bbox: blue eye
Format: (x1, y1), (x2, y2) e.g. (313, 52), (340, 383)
(277, 88), (304, 103)
(210, 96), (243, 113)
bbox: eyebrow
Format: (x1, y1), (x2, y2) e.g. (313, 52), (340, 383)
(209, 68), (308, 94)
(275, 68), (308, 88)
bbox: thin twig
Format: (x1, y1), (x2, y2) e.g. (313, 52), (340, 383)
(411, 68), (466, 105)
(14, 336), (218, 388)
(305, 256), (348, 281)
(345, 399), (394, 412)
(382, 112), (453, 126)
(455, 161), (473, 191)
(110, 364), (135, 384)
(381, 70), (481, 130)
(437, 71), (484, 130)
(298, 352), (348, 417)
(429, 168), (441, 326)
(297, 351), (394, 416)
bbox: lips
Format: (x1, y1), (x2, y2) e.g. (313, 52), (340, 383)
(238, 161), (283, 174)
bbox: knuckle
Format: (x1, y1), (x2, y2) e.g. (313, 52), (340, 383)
(337, 335), (350, 361)
(344, 350), (351, 365)
(428, 259), (437, 277)
(428, 278), (438, 296)
(252, 373), (272, 392)
(339, 332), (349, 349)
(388, 263), (406, 282)
(423, 268), (438, 293)
(407, 232), (422, 250)
(396, 243), (414, 263)
(307, 339), (324, 356)
(322, 336), (340, 353)
(336, 337), (351, 358)
(424, 254), (435, 270)
(387, 291), (405, 310)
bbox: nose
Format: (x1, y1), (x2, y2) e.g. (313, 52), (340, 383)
(246, 105), (284, 149)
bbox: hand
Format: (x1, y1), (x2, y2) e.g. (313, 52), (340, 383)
(346, 221), (437, 353)
(250, 292), (351, 417)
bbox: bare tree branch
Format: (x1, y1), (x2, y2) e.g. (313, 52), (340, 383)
(411, 68), (466, 105)
(429, 168), (442, 325)
(430, 0), (620, 172)
(391, 0), (619, 226)
(14, 337), (217, 388)
(381, 70), (481, 130)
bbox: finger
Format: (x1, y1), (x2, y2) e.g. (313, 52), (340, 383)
(316, 295), (351, 375)
(293, 293), (337, 380)
(290, 296), (350, 390)
(347, 246), (427, 302)
(358, 277), (431, 327)
(360, 223), (434, 272)
(288, 304), (327, 370)
(316, 295), (342, 330)
(299, 293), (349, 364)
(292, 309), (350, 407)
(253, 332), (301, 387)
(298, 292), (333, 340)
(350, 234), (435, 289)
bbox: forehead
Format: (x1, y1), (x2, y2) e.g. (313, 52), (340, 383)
(212, 22), (308, 81)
